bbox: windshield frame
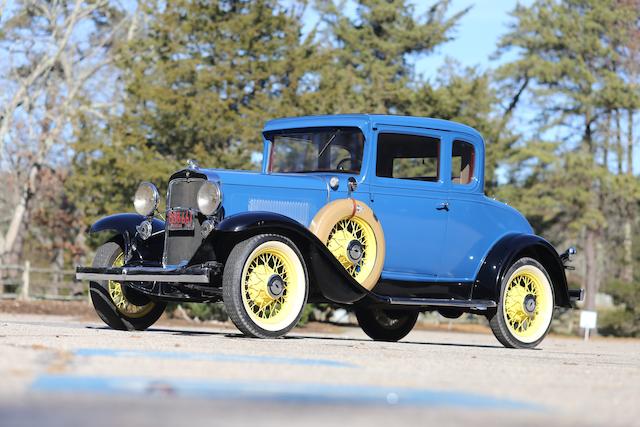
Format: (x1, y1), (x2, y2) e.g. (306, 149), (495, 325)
(264, 126), (366, 175)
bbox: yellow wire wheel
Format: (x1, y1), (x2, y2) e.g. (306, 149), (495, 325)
(493, 258), (554, 347)
(107, 252), (155, 319)
(90, 240), (166, 331)
(223, 234), (308, 337)
(309, 199), (385, 290)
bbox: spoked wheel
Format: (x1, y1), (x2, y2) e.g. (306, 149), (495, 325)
(310, 199), (385, 290)
(89, 240), (166, 331)
(223, 234), (309, 338)
(355, 306), (418, 342)
(489, 257), (555, 349)
(326, 216), (377, 283)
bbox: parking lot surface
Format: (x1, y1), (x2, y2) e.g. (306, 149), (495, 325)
(0, 313), (638, 427)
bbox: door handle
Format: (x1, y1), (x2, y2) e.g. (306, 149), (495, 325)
(436, 202), (449, 211)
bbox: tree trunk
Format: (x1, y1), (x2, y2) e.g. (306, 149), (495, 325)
(616, 109), (623, 175)
(621, 108), (635, 283)
(584, 228), (599, 311)
(621, 219), (634, 282)
(603, 111), (610, 167)
(627, 108), (634, 176)
(0, 164), (39, 264)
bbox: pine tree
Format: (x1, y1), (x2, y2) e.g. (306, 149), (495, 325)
(494, 0), (640, 311)
(314, 0), (468, 113)
(71, 0), (312, 220)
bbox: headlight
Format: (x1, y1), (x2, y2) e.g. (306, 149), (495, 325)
(197, 181), (222, 216)
(133, 182), (159, 216)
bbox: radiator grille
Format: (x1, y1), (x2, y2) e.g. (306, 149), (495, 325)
(163, 178), (205, 266)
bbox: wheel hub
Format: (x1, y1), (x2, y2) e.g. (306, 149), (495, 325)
(346, 240), (363, 264)
(267, 275), (285, 299)
(523, 294), (537, 314)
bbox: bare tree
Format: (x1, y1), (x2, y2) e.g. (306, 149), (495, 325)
(0, 0), (133, 264)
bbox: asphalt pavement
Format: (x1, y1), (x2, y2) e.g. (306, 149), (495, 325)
(0, 313), (638, 427)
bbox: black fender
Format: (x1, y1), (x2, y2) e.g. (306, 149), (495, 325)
(90, 213), (165, 262)
(473, 233), (571, 308)
(189, 211), (369, 304)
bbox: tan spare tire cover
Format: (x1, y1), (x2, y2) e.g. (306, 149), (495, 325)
(309, 199), (385, 291)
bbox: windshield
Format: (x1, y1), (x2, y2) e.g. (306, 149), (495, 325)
(266, 127), (365, 174)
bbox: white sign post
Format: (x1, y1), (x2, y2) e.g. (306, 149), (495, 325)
(580, 310), (597, 341)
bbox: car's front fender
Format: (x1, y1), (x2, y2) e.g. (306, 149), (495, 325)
(473, 233), (571, 308)
(189, 211), (370, 304)
(90, 213), (164, 235)
(90, 213), (165, 262)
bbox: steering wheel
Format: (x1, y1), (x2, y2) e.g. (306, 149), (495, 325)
(336, 157), (353, 171)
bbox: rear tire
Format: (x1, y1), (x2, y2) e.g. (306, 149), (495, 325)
(488, 257), (554, 349)
(223, 234), (309, 338)
(355, 307), (418, 342)
(89, 240), (166, 331)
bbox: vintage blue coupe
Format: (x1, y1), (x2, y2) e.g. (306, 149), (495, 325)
(76, 115), (582, 348)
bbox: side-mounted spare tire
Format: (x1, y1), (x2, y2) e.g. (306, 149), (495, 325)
(309, 199), (385, 290)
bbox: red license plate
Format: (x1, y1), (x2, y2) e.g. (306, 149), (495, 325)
(167, 209), (194, 231)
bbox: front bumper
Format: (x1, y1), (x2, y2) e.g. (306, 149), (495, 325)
(75, 264), (219, 284)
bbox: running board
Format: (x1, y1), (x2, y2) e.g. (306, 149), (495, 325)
(370, 294), (497, 311)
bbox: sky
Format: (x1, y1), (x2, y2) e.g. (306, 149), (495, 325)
(413, 0), (531, 76)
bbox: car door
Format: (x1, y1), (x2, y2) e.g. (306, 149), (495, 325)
(439, 135), (489, 280)
(370, 127), (450, 280)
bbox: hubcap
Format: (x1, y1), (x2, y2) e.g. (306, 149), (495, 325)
(523, 294), (536, 314)
(267, 274), (285, 298)
(347, 240), (363, 264)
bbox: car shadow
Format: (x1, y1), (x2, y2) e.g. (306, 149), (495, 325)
(291, 334), (507, 349)
(86, 324), (511, 349)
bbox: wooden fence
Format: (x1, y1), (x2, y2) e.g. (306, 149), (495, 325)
(0, 262), (86, 301)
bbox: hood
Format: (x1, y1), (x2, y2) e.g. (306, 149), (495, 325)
(169, 167), (331, 226)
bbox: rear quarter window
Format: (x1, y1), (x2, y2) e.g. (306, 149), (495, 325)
(451, 140), (475, 185)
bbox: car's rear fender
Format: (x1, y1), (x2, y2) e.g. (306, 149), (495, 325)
(189, 211), (369, 304)
(473, 233), (571, 308)
(90, 213), (165, 262)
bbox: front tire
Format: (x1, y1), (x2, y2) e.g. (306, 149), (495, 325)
(355, 307), (418, 342)
(223, 234), (309, 338)
(488, 257), (555, 349)
(89, 240), (166, 331)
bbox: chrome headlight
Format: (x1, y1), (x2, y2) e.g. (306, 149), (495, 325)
(133, 182), (159, 216)
(197, 181), (222, 216)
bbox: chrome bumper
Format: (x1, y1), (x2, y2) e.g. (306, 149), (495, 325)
(75, 264), (217, 284)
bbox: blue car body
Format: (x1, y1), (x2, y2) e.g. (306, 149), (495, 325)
(203, 115), (531, 283)
(79, 114), (577, 312)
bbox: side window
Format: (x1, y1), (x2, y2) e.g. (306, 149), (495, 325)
(376, 133), (440, 182)
(451, 140), (475, 185)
